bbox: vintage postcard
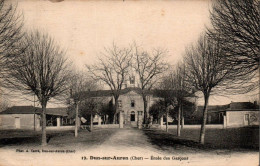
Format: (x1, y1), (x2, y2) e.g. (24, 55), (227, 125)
(0, 0), (259, 166)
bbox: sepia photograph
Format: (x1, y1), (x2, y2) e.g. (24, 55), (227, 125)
(0, 0), (259, 165)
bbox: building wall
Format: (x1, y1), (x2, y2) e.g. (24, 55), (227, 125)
(0, 114), (40, 130)
(118, 91), (145, 126)
(226, 111), (259, 127)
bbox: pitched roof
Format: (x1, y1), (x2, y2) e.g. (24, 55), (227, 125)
(152, 89), (196, 98)
(228, 102), (258, 110)
(75, 87), (195, 98)
(0, 106), (68, 116)
(0, 106), (37, 114)
(43, 108), (68, 116)
(193, 102), (259, 117)
(192, 104), (229, 117)
(76, 87), (149, 98)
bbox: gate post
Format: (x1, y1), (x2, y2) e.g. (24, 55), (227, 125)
(57, 117), (61, 127)
(223, 115), (227, 129)
(160, 116), (163, 129)
(137, 111), (143, 129)
(119, 111), (124, 128)
(98, 116), (102, 126)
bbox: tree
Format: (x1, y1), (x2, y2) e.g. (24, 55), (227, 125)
(167, 63), (194, 136)
(133, 45), (167, 125)
(154, 82), (176, 132)
(149, 99), (166, 124)
(184, 34), (233, 144)
(99, 99), (115, 124)
(208, 0), (260, 93)
(5, 31), (71, 146)
(69, 72), (97, 137)
(79, 96), (103, 131)
(87, 43), (132, 125)
(0, 98), (12, 112)
(168, 99), (197, 124)
(149, 99), (175, 131)
(156, 64), (194, 135)
(0, 0), (24, 89)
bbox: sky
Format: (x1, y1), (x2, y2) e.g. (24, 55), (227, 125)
(1, 0), (258, 108)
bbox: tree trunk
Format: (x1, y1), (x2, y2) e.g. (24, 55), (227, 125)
(113, 97), (119, 124)
(199, 94), (209, 144)
(177, 104), (181, 136)
(41, 103), (47, 146)
(90, 113), (93, 132)
(75, 102), (79, 137)
(166, 110), (169, 132)
(181, 117), (184, 129)
(143, 96), (148, 125)
(181, 103), (184, 129)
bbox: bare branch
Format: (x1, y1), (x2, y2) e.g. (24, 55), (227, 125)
(0, 0), (25, 80)
(86, 43), (133, 123)
(4, 30), (71, 145)
(132, 43), (168, 124)
(184, 34), (234, 144)
(207, 0), (260, 93)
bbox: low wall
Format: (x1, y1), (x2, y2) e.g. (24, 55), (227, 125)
(93, 124), (119, 128)
(152, 124), (224, 129)
(46, 126), (74, 131)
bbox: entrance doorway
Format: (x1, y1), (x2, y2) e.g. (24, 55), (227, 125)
(131, 111), (135, 121)
(15, 117), (20, 129)
(130, 111), (137, 127)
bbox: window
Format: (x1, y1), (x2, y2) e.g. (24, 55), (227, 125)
(131, 100), (135, 107)
(130, 76), (135, 84)
(118, 100), (122, 109)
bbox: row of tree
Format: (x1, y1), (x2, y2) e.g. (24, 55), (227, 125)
(152, 0), (259, 144)
(0, 1), (168, 145)
(0, 0), (258, 146)
(69, 0), (260, 146)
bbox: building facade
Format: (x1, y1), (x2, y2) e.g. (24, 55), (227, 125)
(81, 73), (162, 128)
(0, 106), (68, 130)
(223, 102), (259, 127)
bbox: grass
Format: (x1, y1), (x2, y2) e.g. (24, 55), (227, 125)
(0, 127), (258, 153)
(143, 126), (259, 153)
(0, 128), (118, 149)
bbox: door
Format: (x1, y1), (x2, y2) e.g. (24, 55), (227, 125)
(130, 111), (135, 122)
(15, 117), (21, 129)
(244, 114), (249, 126)
(130, 111), (137, 127)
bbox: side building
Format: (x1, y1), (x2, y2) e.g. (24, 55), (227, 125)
(0, 106), (68, 130)
(188, 101), (259, 127)
(223, 102), (259, 127)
